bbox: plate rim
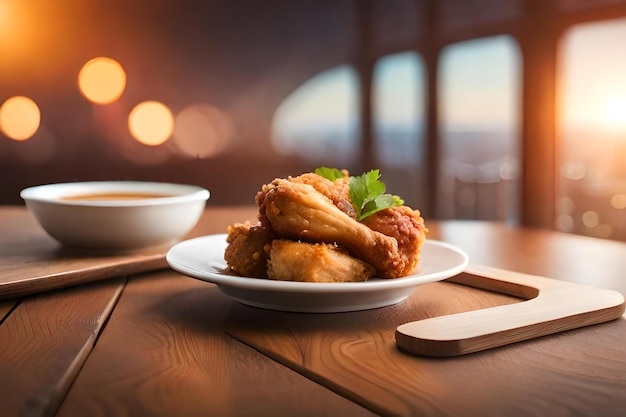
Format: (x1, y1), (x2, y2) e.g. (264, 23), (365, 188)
(166, 233), (469, 294)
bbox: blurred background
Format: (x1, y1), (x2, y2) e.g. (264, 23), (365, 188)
(1, 0), (625, 241)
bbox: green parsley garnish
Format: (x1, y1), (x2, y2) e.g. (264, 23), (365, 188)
(314, 167), (345, 181)
(315, 167), (404, 221)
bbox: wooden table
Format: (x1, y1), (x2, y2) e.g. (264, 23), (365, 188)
(1, 206), (625, 417)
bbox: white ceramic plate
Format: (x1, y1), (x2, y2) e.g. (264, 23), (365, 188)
(166, 234), (469, 313)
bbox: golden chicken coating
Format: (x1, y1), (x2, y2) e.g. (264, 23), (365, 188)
(224, 221), (274, 278)
(256, 178), (423, 278)
(267, 240), (375, 283)
(361, 205), (428, 277)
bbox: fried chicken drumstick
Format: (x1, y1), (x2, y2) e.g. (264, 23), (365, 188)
(256, 177), (426, 278)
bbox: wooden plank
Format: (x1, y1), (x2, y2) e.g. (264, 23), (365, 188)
(396, 264), (626, 356)
(0, 206), (256, 300)
(226, 273), (626, 416)
(0, 278), (125, 417)
(0, 299), (17, 321)
(57, 270), (376, 417)
(226, 278), (522, 416)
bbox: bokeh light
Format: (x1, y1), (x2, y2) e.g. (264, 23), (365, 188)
(0, 96), (41, 141)
(581, 210), (599, 228)
(91, 101), (170, 165)
(610, 193), (626, 209)
(555, 214), (574, 232)
(560, 161), (586, 180)
(78, 57), (127, 105)
(172, 104), (234, 158)
(128, 100), (174, 146)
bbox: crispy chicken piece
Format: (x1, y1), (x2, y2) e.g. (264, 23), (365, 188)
(267, 240), (375, 283)
(256, 178), (423, 278)
(361, 205), (428, 277)
(288, 172), (356, 218)
(224, 221), (274, 278)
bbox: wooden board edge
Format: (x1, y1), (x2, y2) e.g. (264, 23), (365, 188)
(396, 265), (626, 357)
(0, 257), (166, 300)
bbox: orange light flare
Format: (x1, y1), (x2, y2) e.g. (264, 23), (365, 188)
(0, 1), (9, 30)
(78, 57), (127, 105)
(0, 96), (41, 141)
(128, 101), (174, 146)
(0, 0), (71, 73)
(0, 0), (25, 56)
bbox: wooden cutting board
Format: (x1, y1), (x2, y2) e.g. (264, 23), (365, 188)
(396, 264), (625, 356)
(0, 206), (169, 300)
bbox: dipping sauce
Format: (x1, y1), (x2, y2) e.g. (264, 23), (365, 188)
(60, 193), (173, 201)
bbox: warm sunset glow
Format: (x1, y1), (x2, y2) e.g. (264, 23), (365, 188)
(560, 20), (626, 133)
(0, 2), (9, 28)
(558, 20), (626, 240)
(78, 57), (127, 105)
(0, 96), (41, 141)
(128, 101), (174, 146)
(602, 95), (626, 131)
(0, 0), (18, 44)
(172, 104), (233, 158)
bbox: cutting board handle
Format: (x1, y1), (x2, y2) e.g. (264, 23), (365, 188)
(396, 264), (626, 356)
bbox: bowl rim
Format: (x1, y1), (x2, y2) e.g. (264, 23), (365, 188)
(20, 180), (210, 207)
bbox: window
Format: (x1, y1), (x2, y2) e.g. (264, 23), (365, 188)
(438, 35), (521, 221)
(372, 51), (426, 207)
(271, 65), (360, 165)
(558, 19), (626, 240)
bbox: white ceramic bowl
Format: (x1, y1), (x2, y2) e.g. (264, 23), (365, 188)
(20, 181), (210, 250)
